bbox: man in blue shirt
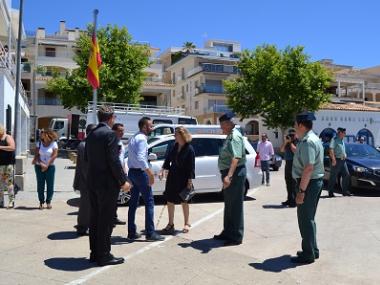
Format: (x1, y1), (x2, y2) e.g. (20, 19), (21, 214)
(127, 117), (164, 241)
(327, 127), (351, 197)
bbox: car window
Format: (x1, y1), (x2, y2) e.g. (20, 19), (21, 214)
(191, 138), (224, 157)
(149, 140), (175, 160)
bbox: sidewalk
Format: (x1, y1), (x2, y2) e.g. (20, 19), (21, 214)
(0, 158), (379, 284)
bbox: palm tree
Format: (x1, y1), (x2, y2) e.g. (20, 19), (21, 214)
(182, 42), (196, 54)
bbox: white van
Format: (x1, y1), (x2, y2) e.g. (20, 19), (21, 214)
(149, 124), (244, 138)
(86, 102), (197, 138)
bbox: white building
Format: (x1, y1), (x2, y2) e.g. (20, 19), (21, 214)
(0, 0), (30, 155)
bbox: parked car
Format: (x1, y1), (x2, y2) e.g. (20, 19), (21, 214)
(324, 143), (380, 192)
(118, 134), (261, 205)
(250, 141), (282, 171)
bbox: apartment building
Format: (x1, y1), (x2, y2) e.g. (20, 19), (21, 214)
(24, 21), (83, 139)
(0, 0), (30, 155)
(161, 40), (240, 124)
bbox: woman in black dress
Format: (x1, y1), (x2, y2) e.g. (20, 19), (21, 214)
(159, 126), (195, 234)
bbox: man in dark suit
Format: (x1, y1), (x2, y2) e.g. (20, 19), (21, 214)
(85, 105), (131, 266)
(73, 123), (96, 236)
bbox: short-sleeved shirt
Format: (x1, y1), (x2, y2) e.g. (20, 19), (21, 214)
(283, 140), (298, 161)
(38, 141), (58, 165)
(218, 129), (246, 171)
(292, 130), (324, 179)
(329, 137), (346, 159)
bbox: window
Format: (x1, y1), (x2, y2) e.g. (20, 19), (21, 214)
(194, 101), (199, 110)
(53, 121), (65, 130)
(45, 47), (56, 57)
(186, 84), (189, 92)
(181, 86), (185, 98)
(172, 90), (176, 97)
(172, 72), (176, 84)
(151, 126), (174, 137)
(149, 141), (174, 160)
(181, 68), (185, 80)
(191, 138), (224, 157)
(178, 118), (197, 125)
(153, 119), (173, 125)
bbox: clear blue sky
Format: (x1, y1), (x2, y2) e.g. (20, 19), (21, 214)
(13, 0), (379, 68)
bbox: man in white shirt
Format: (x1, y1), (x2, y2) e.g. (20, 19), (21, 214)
(257, 133), (274, 186)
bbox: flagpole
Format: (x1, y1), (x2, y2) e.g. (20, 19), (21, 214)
(92, 9), (99, 123)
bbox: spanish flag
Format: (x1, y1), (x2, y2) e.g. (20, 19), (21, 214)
(87, 31), (102, 89)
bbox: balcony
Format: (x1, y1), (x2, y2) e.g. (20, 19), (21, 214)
(21, 62), (31, 73)
(204, 104), (231, 114)
(186, 63), (239, 78)
(196, 83), (225, 95)
(37, 97), (61, 105)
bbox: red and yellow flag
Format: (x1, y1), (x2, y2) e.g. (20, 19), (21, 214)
(87, 32), (102, 89)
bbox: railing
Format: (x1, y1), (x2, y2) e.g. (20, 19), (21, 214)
(204, 105), (231, 113)
(37, 97), (62, 105)
(197, 84), (224, 94)
(186, 64), (238, 78)
(87, 102), (185, 115)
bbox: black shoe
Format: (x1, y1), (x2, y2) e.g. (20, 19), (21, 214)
(146, 232), (165, 241)
(77, 229), (89, 236)
(213, 234), (227, 240)
(161, 224), (175, 235)
(281, 200), (289, 206)
(290, 256), (314, 264)
(223, 240), (242, 246)
(288, 203), (297, 208)
(97, 256), (124, 266)
(127, 232), (142, 240)
(114, 218), (126, 225)
(343, 192), (352, 196)
(297, 250), (319, 259)
(328, 193), (335, 198)
(89, 253), (97, 263)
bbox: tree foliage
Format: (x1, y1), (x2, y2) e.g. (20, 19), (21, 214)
(224, 45), (332, 130)
(47, 25), (150, 110)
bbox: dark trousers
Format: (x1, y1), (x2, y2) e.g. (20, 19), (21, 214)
(261, 160), (270, 184)
(34, 165), (55, 204)
(285, 160), (296, 205)
(297, 178), (323, 260)
(128, 169), (155, 236)
(77, 188), (90, 232)
(220, 166), (246, 242)
(327, 159), (350, 195)
(89, 187), (119, 260)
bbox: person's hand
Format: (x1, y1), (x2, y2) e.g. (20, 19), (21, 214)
(331, 159), (336, 166)
(158, 169), (164, 181)
(40, 163), (48, 172)
(222, 176), (231, 189)
(296, 192), (305, 205)
(121, 181), (132, 192)
(187, 179), (193, 188)
(148, 172), (154, 186)
(31, 158), (36, 165)
(284, 135), (291, 143)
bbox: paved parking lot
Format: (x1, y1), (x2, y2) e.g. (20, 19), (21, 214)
(0, 157), (379, 285)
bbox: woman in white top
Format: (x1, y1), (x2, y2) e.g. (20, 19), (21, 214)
(32, 129), (58, 209)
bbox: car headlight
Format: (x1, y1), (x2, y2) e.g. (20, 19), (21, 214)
(353, 166), (368, 173)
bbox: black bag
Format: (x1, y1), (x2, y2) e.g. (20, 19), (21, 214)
(179, 184), (195, 202)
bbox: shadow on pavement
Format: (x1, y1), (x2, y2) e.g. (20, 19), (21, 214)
(178, 238), (223, 254)
(67, 211), (79, 216)
(47, 231), (79, 240)
(14, 206), (41, 210)
(249, 255), (304, 272)
(262, 204), (288, 209)
(44, 257), (94, 271)
(67, 198), (80, 207)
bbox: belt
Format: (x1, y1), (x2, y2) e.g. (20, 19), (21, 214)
(129, 168), (143, 171)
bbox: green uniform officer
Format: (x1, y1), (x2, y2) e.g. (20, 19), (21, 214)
(291, 111), (324, 264)
(327, 127), (351, 197)
(214, 112), (246, 246)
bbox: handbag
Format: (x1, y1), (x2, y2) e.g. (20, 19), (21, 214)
(179, 184), (195, 202)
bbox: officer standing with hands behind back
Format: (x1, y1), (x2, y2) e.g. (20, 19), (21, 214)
(291, 111), (324, 264)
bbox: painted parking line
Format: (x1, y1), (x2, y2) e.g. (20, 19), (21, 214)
(66, 187), (259, 285)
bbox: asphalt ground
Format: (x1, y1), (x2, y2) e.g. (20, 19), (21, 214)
(0, 157), (379, 284)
